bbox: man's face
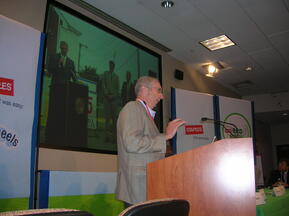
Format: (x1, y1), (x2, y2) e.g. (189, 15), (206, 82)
(278, 161), (289, 172)
(146, 80), (164, 109)
(60, 44), (68, 56)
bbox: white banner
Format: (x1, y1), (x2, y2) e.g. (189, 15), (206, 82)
(172, 88), (215, 153)
(0, 15), (42, 199)
(218, 96), (253, 139)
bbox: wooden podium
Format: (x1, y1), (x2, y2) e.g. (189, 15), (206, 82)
(45, 82), (88, 148)
(147, 138), (255, 216)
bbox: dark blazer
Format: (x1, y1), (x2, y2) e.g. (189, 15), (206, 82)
(267, 170), (289, 187)
(47, 53), (77, 85)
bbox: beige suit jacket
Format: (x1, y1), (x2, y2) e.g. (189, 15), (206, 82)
(115, 101), (166, 204)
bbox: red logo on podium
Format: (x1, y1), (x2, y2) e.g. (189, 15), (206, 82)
(185, 125), (204, 135)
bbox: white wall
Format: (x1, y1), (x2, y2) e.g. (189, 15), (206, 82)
(243, 92), (289, 113)
(271, 123), (289, 167)
(254, 121), (273, 183)
(0, 0), (46, 31)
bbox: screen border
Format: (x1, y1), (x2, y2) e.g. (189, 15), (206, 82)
(37, 0), (163, 154)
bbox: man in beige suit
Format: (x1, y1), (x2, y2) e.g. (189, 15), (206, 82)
(115, 76), (186, 207)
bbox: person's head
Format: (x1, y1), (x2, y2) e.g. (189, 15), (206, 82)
(109, 60), (115, 72)
(278, 159), (289, 172)
(135, 76), (163, 109)
(59, 41), (68, 56)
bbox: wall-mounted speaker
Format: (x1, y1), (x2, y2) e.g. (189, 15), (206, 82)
(175, 69), (184, 80)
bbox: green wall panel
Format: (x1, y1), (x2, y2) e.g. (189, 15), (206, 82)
(0, 198), (28, 212)
(49, 194), (124, 216)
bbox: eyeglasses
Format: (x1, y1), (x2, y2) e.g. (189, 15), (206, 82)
(150, 86), (163, 93)
(143, 84), (163, 93)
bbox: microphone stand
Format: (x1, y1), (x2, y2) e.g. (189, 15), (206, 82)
(201, 118), (239, 138)
(217, 121), (239, 138)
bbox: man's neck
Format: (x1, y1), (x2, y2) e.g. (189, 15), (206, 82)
(137, 98), (156, 119)
(137, 97), (147, 104)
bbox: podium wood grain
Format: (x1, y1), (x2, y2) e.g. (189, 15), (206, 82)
(147, 138), (255, 216)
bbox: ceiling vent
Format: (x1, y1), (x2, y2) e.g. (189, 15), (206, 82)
(232, 80), (254, 89)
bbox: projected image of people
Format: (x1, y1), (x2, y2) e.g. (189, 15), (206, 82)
(45, 40), (88, 148)
(47, 41), (77, 85)
(102, 60), (119, 143)
(121, 71), (135, 106)
(39, 3), (161, 153)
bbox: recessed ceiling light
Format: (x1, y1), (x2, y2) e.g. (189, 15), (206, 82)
(161, 0), (174, 8)
(245, 67), (252, 71)
(282, 113), (288, 116)
(205, 73), (214, 78)
(202, 61), (224, 77)
(208, 65), (218, 73)
(200, 35), (235, 51)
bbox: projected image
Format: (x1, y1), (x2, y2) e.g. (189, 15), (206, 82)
(39, 2), (161, 153)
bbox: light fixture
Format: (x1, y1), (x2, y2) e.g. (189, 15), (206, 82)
(245, 67), (252, 71)
(208, 65), (218, 73)
(161, 0), (174, 8)
(205, 72), (215, 78)
(200, 35), (235, 51)
(203, 62), (224, 78)
(205, 65), (218, 77)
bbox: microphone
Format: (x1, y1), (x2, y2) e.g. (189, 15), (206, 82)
(201, 117), (214, 122)
(201, 117), (239, 138)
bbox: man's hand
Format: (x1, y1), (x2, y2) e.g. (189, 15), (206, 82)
(165, 118), (186, 140)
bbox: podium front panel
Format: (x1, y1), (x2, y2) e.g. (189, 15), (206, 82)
(147, 138), (255, 216)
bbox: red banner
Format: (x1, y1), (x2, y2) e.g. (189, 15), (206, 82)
(185, 125), (204, 135)
(0, 77), (14, 96)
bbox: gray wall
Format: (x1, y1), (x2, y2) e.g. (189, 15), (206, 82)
(271, 123), (289, 166)
(0, 0), (241, 172)
(255, 121), (273, 184)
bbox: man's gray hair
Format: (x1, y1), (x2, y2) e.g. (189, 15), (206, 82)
(135, 76), (159, 96)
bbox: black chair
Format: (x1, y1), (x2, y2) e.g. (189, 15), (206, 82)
(118, 198), (190, 216)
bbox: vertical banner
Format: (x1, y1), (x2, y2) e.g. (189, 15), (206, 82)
(172, 88), (215, 153)
(218, 96), (253, 139)
(0, 15), (42, 210)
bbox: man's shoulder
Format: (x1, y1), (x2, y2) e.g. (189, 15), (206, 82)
(49, 53), (60, 59)
(122, 101), (143, 111)
(124, 101), (138, 108)
(66, 56), (74, 63)
(119, 101), (145, 121)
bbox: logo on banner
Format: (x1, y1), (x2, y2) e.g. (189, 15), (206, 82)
(185, 125), (204, 135)
(0, 77), (14, 96)
(0, 125), (19, 149)
(222, 113), (251, 138)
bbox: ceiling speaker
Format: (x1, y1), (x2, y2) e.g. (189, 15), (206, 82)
(175, 69), (184, 80)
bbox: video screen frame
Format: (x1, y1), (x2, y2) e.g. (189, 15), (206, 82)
(38, 0), (163, 154)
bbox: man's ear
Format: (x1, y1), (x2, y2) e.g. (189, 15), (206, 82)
(140, 86), (148, 97)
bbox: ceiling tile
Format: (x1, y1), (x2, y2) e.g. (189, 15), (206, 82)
(237, 0), (289, 36)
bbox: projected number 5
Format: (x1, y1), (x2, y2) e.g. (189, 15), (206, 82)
(88, 96), (92, 114)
